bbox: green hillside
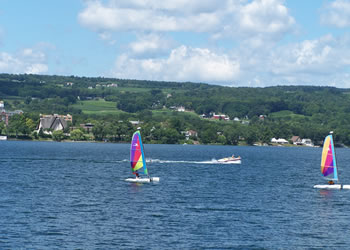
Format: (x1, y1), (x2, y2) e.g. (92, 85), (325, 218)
(1, 73), (350, 145)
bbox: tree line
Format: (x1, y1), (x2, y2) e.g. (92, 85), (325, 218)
(1, 73), (350, 145)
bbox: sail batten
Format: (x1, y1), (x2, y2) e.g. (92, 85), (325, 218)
(130, 131), (148, 176)
(321, 134), (338, 181)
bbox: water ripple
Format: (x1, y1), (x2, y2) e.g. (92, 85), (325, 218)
(1, 141), (350, 249)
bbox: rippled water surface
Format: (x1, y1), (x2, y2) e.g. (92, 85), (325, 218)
(1, 141), (350, 249)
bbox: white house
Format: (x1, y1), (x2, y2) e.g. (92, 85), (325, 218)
(184, 130), (198, 140)
(107, 83), (118, 87)
(130, 120), (142, 126)
(301, 139), (314, 147)
(177, 106), (185, 112)
(233, 117), (240, 122)
(271, 138), (289, 144)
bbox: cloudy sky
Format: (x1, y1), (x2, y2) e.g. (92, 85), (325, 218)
(1, 0), (350, 87)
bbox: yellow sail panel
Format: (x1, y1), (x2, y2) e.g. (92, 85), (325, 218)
(133, 156), (144, 171)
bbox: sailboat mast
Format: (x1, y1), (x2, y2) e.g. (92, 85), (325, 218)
(137, 130), (149, 176)
(142, 140), (151, 178)
(330, 132), (339, 182)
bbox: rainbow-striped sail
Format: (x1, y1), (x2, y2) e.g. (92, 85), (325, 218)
(130, 131), (148, 176)
(321, 134), (338, 181)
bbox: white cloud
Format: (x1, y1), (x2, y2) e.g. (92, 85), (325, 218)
(212, 0), (295, 48)
(0, 48), (48, 74)
(78, 2), (171, 32)
(78, 0), (350, 87)
(270, 35), (340, 74)
(21, 48), (46, 61)
(78, 0), (221, 33)
(78, 0), (295, 43)
(258, 34), (350, 86)
(113, 45), (240, 83)
(79, 0), (296, 84)
(128, 34), (175, 57)
(98, 32), (116, 44)
(25, 63), (48, 74)
(239, 0), (294, 34)
(108, 0), (221, 13)
(321, 0), (350, 28)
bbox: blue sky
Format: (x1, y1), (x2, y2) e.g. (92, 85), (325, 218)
(1, 0), (350, 87)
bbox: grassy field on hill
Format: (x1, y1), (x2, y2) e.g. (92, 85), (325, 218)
(72, 99), (122, 115)
(269, 110), (306, 120)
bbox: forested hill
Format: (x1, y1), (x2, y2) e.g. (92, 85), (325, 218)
(1, 73), (350, 145)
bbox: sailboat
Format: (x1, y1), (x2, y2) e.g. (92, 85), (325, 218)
(314, 132), (350, 189)
(124, 131), (159, 183)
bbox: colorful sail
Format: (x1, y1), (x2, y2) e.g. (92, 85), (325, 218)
(130, 131), (148, 176)
(321, 134), (338, 181)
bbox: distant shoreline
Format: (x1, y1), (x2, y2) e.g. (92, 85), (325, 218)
(1, 137), (326, 147)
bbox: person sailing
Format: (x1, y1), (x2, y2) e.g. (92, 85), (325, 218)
(135, 172), (140, 179)
(328, 180), (334, 185)
(232, 154), (241, 160)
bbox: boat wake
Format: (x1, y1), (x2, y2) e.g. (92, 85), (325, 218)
(120, 158), (240, 164)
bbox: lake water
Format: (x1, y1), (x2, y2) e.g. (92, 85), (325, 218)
(1, 141), (350, 249)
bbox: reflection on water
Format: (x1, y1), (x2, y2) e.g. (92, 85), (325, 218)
(318, 189), (333, 198)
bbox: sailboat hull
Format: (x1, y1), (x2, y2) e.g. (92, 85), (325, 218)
(314, 184), (350, 189)
(125, 177), (160, 183)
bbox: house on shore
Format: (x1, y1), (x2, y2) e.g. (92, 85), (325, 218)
(37, 114), (72, 134)
(130, 120), (142, 126)
(271, 138), (289, 144)
(291, 136), (314, 147)
(212, 113), (230, 121)
(177, 106), (185, 112)
(291, 136), (302, 145)
(184, 130), (198, 140)
(301, 138), (314, 147)
(1, 109), (24, 126)
(80, 123), (94, 133)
